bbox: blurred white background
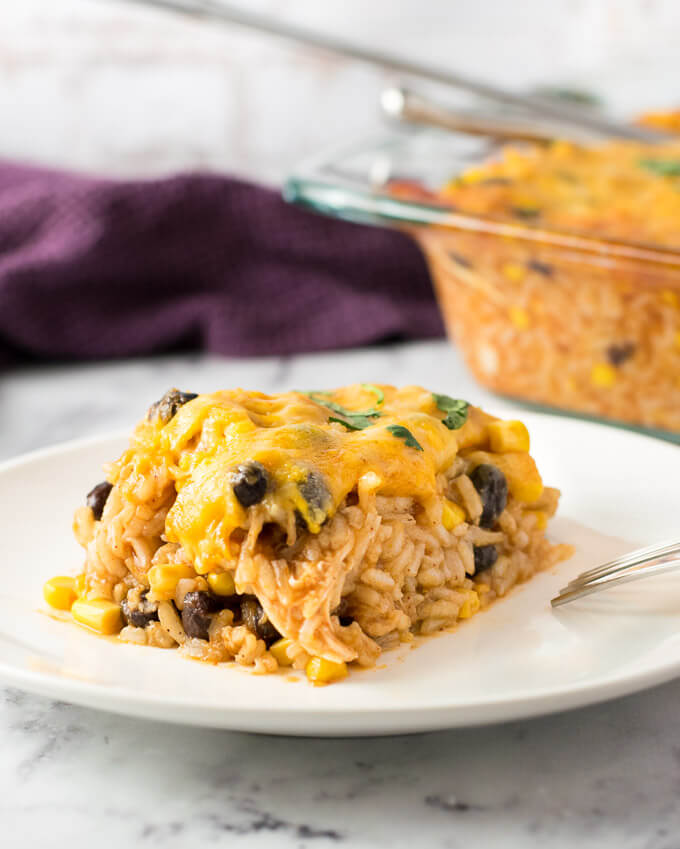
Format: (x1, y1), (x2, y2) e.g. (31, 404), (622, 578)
(3, 0), (679, 183)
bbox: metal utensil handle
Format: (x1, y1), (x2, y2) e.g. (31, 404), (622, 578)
(381, 86), (604, 142)
(117, 0), (659, 142)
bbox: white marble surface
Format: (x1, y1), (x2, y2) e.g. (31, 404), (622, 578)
(1, 340), (679, 848)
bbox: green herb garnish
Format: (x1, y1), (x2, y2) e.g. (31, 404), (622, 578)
(639, 158), (680, 177)
(386, 425), (423, 451)
(328, 415), (375, 431)
(432, 394), (469, 430)
(361, 383), (384, 406)
(305, 391), (383, 431)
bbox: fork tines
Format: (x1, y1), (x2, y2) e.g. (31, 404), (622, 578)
(551, 539), (680, 608)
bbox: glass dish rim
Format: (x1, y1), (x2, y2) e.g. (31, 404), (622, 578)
(284, 129), (680, 273)
(285, 131), (680, 445)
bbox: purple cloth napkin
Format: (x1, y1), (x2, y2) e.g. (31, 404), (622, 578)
(0, 162), (444, 366)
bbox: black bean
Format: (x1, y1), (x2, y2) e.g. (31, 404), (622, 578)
(148, 388), (198, 424)
(240, 597), (280, 645)
(528, 259), (554, 277)
(231, 462), (268, 507)
(511, 206), (541, 219)
(297, 470), (331, 526)
(295, 511), (309, 535)
(181, 591), (220, 640)
(335, 598), (350, 616)
(86, 481), (113, 520)
(450, 252), (473, 269)
(334, 598), (354, 627)
(121, 593), (159, 628)
(473, 545), (499, 573)
(470, 464), (508, 528)
(606, 342), (636, 367)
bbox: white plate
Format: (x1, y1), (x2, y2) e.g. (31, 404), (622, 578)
(1, 412), (678, 736)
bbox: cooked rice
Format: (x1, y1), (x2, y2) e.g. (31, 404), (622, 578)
(421, 229), (680, 434)
(76, 448), (570, 673)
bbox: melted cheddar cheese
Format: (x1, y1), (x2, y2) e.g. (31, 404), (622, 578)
(53, 383), (560, 669)
(440, 137), (680, 249)
(108, 384), (508, 576)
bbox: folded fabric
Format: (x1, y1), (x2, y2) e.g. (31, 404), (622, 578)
(0, 162), (444, 366)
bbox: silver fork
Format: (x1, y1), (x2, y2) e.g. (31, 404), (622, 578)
(551, 540), (680, 608)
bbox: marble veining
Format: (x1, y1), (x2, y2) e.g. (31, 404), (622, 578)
(1, 341), (678, 848)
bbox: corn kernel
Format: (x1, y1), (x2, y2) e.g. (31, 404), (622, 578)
(305, 656), (348, 685)
(513, 193), (538, 210)
(148, 564), (195, 601)
(460, 167), (486, 185)
(504, 465), (544, 502)
(508, 306), (530, 330)
(71, 598), (122, 635)
(487, 420), (530, 453)
(551, 140), (574, 158)
(43, 576), (77, 611)
(467, 450), (544, 503)
(458, 599), (472, 619)
(441, 499), (466, 531)
(458, 591), (480, 620)
(270, 638), (294, 667)
(496, 453), (543, 502)
(206, 571), (235, 596)
(528, 510), (548, 530)
(502, 263), (526, 283)
(475, 583), (490, 594)
(591, 363), (617, 388)
(660, 289), (679, 308)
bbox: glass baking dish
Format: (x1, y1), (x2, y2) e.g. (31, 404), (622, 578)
(285, 128), (680, 442)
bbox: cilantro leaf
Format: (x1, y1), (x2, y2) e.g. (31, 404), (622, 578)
(386, 424), (423, 451)
(638, 158), (680, 177)
(432, 394), (469, 430)
(328, 415), (376, 431)
(361, 383), (385, 406)
(304, 391), (383, 430)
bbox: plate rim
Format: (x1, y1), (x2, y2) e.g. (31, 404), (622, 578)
(1, 414), (679, 735)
